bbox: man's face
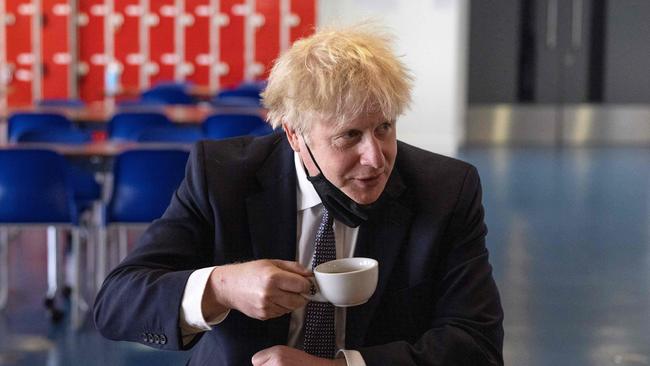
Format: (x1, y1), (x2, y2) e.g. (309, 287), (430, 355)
(285, 113), (397, 205)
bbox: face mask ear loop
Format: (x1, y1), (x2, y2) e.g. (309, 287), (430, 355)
(301, 135), (325, 175)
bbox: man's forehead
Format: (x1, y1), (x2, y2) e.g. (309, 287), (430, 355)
(312, 112), (391, 134)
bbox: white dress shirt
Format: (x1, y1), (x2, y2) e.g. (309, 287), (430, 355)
(178, 152), (366, 365)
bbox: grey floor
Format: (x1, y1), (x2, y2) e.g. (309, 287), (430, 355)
(1, 146), (649, 365)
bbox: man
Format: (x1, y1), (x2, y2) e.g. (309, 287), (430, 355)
(94, 24), (504, 365)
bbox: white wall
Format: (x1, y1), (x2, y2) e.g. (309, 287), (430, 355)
(317, 0), (468, 156)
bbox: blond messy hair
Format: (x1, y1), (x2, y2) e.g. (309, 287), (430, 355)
(262, 22), (413, 135)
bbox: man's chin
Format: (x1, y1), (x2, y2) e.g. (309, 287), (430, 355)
(347, 191), (383, 205)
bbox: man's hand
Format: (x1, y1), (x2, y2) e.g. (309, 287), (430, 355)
(203, 259), (312, 321)
(252, 345), (346, 366)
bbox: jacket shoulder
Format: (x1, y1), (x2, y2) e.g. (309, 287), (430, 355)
(396, 141), (477, 182)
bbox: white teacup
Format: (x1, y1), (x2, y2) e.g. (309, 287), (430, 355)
(304, 257), (378, 307)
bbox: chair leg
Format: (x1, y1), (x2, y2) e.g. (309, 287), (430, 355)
(71, 228), (86, 329)
(96, 226), (108, 291)
(0, 228), (9, 310)
(45, 226), (63, 322)
(118, 226), (128, 262)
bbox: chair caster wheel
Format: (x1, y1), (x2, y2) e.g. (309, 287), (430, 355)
(48, 308), (64, 323)
(44, 297), (55, 309)
(62, 286), (72, 298)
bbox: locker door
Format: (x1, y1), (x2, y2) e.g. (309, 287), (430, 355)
(185, 0), (210, 87)
(78, 0), (106, 103)
(289, 0), (315, 43)
(220, 0), (246, 88)
(42, 0), (71, 99)
(149, 0), (177, 84)
(114, 0), (143, 98)
(254, 0), (280, 80)
(6, 0), (35, 106)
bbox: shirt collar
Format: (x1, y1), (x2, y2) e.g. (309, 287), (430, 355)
(294, 152), (321, 211)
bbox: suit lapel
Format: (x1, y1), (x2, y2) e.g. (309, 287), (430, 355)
(345, 170), (412, 348)
(245, 136), (297, 346)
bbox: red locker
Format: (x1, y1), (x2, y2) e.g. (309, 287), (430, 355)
(149, 0), (177, 85)
(220, 0), (246, 88)
(290, 0), (315, 43)
(185, 0), (210, 87)
(42, 0), (71, 99)
(114, 0), (142, 96)
(255, 0), (280, 80)
(6, 0), (34, 106)
(78, 0), (106, 103)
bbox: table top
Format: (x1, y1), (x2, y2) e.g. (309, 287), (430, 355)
(2, 102), (264, 124)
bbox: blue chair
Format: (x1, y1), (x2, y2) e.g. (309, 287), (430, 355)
(0, 150), (85, 325)
(211, 95), (262, 108)
(236, 80), (267, 93)
(136, 126), (204, 143)
(140, 83), (196, 105)
(15, 129), (101, 216)
(8, 113), (74, 142)
(97, 149), (189, 284)
(37, 99), (85, 108)
(202, 114), (271, 139)
(212, 89), (262, 108)
(107, 112), (172, 141)
(17, 129), (91, 144)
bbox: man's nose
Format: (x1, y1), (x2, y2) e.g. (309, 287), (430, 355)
(359, 137), (385, 169)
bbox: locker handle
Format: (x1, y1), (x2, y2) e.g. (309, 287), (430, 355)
(545, 0), (558, 49)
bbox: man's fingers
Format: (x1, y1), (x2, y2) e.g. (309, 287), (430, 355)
(271, 260), (312, 276)
(272, 292), (309, 312)
(251, 348), (271, 365)
(271, 272), (312, 295)
(266, 261), (312, 294)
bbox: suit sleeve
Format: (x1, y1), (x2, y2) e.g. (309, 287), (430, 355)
(359, 166), (504, 365)
(93, 142), (216, 351)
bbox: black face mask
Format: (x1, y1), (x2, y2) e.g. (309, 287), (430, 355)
(302, 139), (385, 228)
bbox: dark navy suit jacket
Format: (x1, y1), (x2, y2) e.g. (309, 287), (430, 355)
(94, 132), (504, 365)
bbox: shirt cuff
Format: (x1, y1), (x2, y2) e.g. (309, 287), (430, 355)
(180, 266), (230, 337)
(337, 349), (367, 366)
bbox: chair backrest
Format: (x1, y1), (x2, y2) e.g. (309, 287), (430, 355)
(108, 112), (172, 141)
(36, 99), (85, 108)
(211, 95), (262, 108)
(7, 113), (73, 142)
(0, 149), (76, 223)
(202, 114), (269, 139)
(17, 129), (91, 144)
(235, 80), (267, 92)
(140, 84), (195, 105)
(216, 88), (261, 100)
(136, 126), (204, 143)
(107, 149), (189, 223)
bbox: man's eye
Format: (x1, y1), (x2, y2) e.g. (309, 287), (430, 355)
(341, 130), (361, 139)
(377, 122), (393, 133)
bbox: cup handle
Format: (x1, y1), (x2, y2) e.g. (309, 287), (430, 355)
(302, 277), (327, 302)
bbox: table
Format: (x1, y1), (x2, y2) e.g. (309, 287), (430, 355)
(2, 102), (264, 124)
(0, 141), (193, 158)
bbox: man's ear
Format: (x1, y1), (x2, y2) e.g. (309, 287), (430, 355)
(282, 123), (301, 152)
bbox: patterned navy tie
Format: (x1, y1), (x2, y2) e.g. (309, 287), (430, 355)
(303, 208), (336, 359)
